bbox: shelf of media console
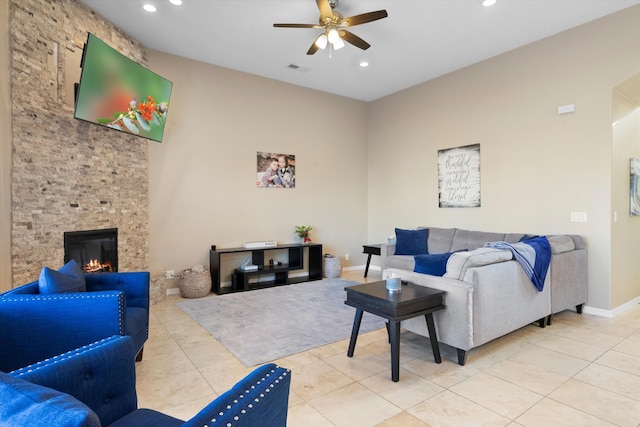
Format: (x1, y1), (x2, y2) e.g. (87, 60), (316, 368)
(209, 243), (323, 294)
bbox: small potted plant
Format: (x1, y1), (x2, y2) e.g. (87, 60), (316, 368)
(295, 225), (312, 244)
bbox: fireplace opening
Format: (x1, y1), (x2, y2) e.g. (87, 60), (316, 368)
(64, 228), (118, 273)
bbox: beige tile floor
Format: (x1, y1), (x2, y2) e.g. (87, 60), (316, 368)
(139, 270), (640, 426)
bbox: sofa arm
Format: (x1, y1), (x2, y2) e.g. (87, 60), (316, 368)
(85, 272), (150, 310)
(0, 291), (126, 372)
(183, 363), (291, 427)
(379, 243), (396, 272)
(10, 336), (138, 427)
(384, 268), (474, 351)
(550, 248), (588, 313)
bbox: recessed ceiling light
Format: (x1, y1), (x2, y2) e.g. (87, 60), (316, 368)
(359, 61), (369, 68)
(482, 0), (497, 6)
(143, 4), (157, 12)
(169, 0), (182, 5)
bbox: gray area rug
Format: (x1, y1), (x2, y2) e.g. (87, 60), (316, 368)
(176, 278), (386, 367)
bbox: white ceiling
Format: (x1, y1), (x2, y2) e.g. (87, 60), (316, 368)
(79, 0), (640, 102)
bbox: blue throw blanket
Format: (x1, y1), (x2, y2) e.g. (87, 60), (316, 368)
(484, 236), (551, 291)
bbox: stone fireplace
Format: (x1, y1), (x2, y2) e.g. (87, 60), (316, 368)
(8, 0), (150, 286)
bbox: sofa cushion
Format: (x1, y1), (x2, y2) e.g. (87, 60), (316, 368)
(38, 260), (86, 294)
(450, 230), (506, 252)
(569, 235), (586, 250)
(444, 247), (513, 280)
(385, 255), (416, 271)
(505, 233), (526, 243)
(425, 227), (456, 254)
(546, 235), (576, 254)
(0, 371), (100, 427)
(414, 252), (454, 276)
(394, 228), (429, 255)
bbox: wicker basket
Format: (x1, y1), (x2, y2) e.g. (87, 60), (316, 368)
(323, 255), (342, 278)
(179, 268), (212, 298)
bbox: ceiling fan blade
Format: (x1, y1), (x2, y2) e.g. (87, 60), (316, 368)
(341, 10), (388, 27)
(307, 38), (321, 55)
(274, 23), (322, 28)
(316, 0), (334, 20)
(339, 30), (370, 50)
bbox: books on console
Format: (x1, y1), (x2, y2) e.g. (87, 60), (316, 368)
(243, 240), (277, 249)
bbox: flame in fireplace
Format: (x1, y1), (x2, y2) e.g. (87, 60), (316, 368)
(84, 259), (113, 273)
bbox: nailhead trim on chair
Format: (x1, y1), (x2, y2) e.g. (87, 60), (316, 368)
(10, 337), (120, 376)
(206, 368), (291, 426)
(1, 293), (119, 301)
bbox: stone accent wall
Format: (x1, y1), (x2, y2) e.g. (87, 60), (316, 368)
(10, 0), (149, 285)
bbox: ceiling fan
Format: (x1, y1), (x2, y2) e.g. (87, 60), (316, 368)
(273, 0), (388, 55)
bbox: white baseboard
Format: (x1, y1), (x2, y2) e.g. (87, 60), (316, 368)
(583, 295), (640, 318)
(342, 264), (380, 272)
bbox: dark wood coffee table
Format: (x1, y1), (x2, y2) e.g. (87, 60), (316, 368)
(344, 281), (445, 382)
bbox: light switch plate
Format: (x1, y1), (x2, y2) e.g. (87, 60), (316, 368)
(570, 212), (587, 222)
(558, 104), (576, 115)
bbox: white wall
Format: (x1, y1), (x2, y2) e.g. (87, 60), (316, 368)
(367, 6), (640, 311)
(147, 51), (369, 286)
(611, 81), (640, 308)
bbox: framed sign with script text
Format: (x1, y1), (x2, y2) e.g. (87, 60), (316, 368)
(438, 144), (481, 208)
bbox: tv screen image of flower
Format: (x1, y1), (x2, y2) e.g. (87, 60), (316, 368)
(74, 33), (173, 142)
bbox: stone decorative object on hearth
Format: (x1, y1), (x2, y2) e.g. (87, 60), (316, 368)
(323, 254), (342, 278)
(150, 274), (167, 304)
(179, 265), (211, 298)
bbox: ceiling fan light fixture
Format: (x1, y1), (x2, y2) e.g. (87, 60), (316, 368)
(315, 34), (328, 49)
(327, 28), (341, 44)
(273, 0), (388, 56)
(482, 0), (497, 6)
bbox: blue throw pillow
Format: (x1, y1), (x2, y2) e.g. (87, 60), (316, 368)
(394, 228), (429, 255)
(413, 252), (453, 276)
(0, 371), (100, 427)
(38, 260), (86, 294)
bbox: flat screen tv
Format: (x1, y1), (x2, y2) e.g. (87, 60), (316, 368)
(74, 33), (173, 142)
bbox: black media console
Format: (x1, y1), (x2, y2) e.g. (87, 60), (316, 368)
(209, 243), (323, 294)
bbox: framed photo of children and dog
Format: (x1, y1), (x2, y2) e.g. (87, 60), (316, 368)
(256, 152), (295, 188)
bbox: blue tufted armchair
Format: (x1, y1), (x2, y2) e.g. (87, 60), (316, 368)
(0, 335), (291, 426)
(0, 271), (150, 372)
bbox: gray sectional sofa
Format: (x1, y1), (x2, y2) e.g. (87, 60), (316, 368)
(381, 227), (587, 365)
